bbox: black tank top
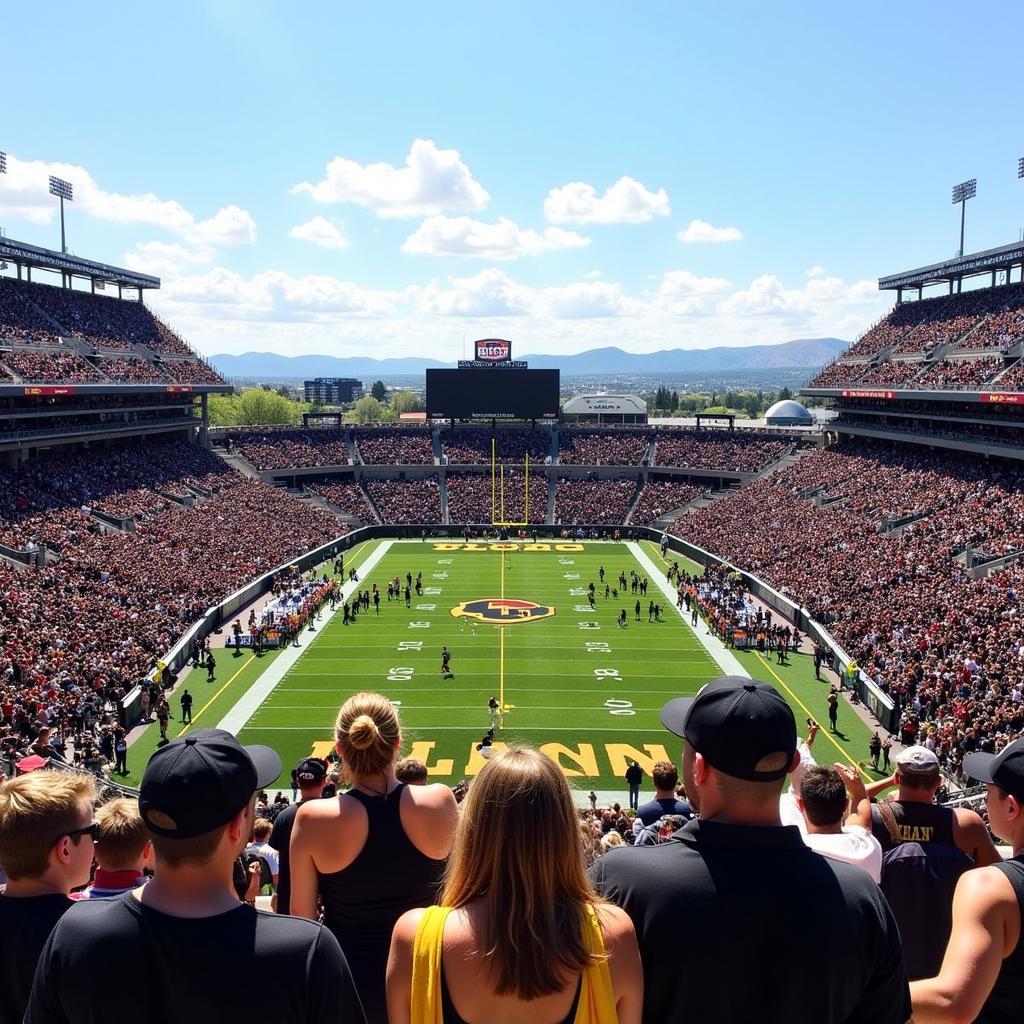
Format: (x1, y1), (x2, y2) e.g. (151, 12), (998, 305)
(869, 800), (956, 852)
(440, 966), (582, 1024)
(318, 784), (446, 1024)
(976, 855), (1024, 1024)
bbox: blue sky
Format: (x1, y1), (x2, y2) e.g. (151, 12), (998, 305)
(1, 2), (1022, 359)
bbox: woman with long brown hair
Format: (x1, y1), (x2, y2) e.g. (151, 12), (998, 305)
(386, 746), (642, 1024)
(290, 691), (459, 1024)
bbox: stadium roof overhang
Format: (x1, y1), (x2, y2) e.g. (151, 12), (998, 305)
(878, 240), (1024, 293)
(0, 236), (160, 291)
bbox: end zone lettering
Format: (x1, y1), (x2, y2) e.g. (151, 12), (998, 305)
(309, 740), (672, 779)
(432, 542), (584, 552)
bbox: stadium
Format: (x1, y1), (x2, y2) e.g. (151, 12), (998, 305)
(5, 155), (1024, 1021)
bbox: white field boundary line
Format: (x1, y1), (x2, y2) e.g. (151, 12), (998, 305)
(217, 540), (393, 735)
(626, 541), (748, 680)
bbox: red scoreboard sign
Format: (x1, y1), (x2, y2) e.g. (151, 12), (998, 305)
(23, 386), (77, 396)
(980, 392), (1024, 404)
(840, 389), (896, 399)
(475, 338), (512, 362)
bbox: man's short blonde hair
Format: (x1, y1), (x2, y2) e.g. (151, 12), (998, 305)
(251, 818), (272, 842)
(95, 797), (149, 869)
(0, 772), (97, 880)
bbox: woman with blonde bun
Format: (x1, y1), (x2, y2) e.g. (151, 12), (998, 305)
(386, 746), (642, 1024)
(291, 691), (458, 1024)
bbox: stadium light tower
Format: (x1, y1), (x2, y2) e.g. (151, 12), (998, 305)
(48, 175), (73, 254)
(951, 178), (976, 257)
(0, 151), (7, 174)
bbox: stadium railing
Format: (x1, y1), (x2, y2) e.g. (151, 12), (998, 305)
(126, 523), (896, 734)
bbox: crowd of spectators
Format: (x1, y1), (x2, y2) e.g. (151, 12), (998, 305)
(554, 477), (637, 524)
(990, 359), (1024, 391)
(653, 431), (788, 471)
(446, 471), (548, 524)
(93, 358), (169, 384)
(441, 428), (551, 465)
(805, 360), (871, 388)
(353, 427), (433, 465)
(229, 428), (352, 470)
(2, 349), (103, 383)
(0, 442), (345, 787)
(0, 277), (62, 346)
(365, 478), (442, 523)
(673, 438), (1024, 774)
(912, 356), (1005, 391)
(307, 481), (380, 523)
(0, 440), (240, 549)
(159, 359), (226, 385)
(558, 429), (650, 465)
(856, 360), (925, 388)
(628, 480), (704, 525)
(953, 283), (1024, 351)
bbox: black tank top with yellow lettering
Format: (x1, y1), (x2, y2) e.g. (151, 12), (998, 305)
(869, 800), (955, 852)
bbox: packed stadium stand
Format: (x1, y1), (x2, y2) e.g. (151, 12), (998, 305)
(446, 470), (548, 524)
(628, 480), (705, 525)
(440, 427), (551, 465)
(554, 477), (638, 525)
(353, 426), (434, 464)
(558, 428), (650, 465)
(307, 481), (381, 523)
(229, 427), (352, 470)
(364, 478), (443, 523)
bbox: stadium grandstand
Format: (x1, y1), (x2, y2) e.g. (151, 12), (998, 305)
(9, 222), (1024, 1024)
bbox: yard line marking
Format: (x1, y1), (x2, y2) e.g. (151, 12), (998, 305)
(216, 540), (393, 734)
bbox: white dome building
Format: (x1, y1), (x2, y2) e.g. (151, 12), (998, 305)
(764, 399), (813, 426)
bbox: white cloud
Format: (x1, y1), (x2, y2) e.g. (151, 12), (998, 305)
(721, 272), (877, 318)
(544, 176), (670, 225)
(289, 216), (349, 250)
(537, 281), (642, 319)
(678, 218), (743, 243)
(656, 270), (734, 315)
(401, 215), (589, 260)
(291, 139), (489, 219)
(805, 265), (826, 278)
(123, 242), (214, 277)
(0, 153), (255, 246)
(161, 267), (398, 320)
(417, 268), (532, 317)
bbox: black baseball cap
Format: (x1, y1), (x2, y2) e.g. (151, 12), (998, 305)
(294, 756), (327, 783)
(964, 739), (1024, 800)
(139, 729), (282, 838)
(660, 676), (797, 782)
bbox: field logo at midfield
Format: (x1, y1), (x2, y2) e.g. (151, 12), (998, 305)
(451, 598), (555, 625)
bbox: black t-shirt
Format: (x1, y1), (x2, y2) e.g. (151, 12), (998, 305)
(0, 892), (73, 1024)
(590, 818), (911, 1024)
(25, 891), (365, 1024)
(269, 799), (302, 915)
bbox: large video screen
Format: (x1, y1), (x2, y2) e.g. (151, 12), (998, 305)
(426, 368), (560, 420)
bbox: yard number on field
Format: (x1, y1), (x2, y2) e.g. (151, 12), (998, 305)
(585, 642), (611, 653)
(605, 699), (635, 716)
(397, 641), (423, 651)
(388, 667), (415, 682)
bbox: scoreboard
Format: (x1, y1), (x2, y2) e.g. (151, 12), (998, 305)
(426, 368), (560, 420)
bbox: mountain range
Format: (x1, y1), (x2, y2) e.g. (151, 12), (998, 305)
(210, 337), (848, 379)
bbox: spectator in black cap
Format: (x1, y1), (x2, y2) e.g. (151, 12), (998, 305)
(911, 737), (1024, 1024)
(25, 730), (364, 1024)
(589, 675), (911, 1024)
(269, 756), (328, 914)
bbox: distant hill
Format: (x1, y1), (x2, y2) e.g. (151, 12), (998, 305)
(210, 337), (848, 379)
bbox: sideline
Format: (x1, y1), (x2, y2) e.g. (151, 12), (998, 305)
(636, 540), (862, 774)
(626, 541), (747, 677)
(216, 540), (393, 734)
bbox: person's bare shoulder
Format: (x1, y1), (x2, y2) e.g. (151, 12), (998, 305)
(594, 902), (637, 948)
(406, 781), (459, 812)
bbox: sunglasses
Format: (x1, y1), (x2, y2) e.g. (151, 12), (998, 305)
(60, 821), (100, 846)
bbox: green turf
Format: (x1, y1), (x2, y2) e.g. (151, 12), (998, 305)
(230, 537), (877, 796)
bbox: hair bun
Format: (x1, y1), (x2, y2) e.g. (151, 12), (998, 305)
(348, 714), (380, 750)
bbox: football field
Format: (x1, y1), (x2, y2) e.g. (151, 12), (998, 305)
(233, 539), (725, 795)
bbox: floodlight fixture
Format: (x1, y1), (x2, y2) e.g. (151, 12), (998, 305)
(48, 175), (73, 253)
(0, 151), (7, 174)
(951, 178), (976, 204)
(1019, 156), (1024, 179)
(951, 177), (977, 257)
